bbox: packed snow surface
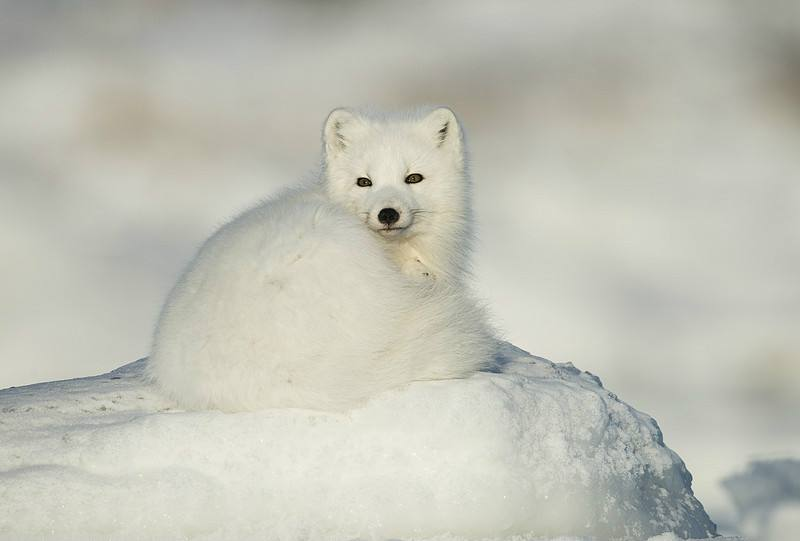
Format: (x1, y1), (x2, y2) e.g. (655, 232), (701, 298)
(0, 343), (716, 541)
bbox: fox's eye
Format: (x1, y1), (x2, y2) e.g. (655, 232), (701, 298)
(356, 177), (372, 187)
(405, 173), (424, 184)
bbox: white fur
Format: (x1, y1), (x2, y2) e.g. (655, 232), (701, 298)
(324, 107), (472, 283)
(148, 108), (495, 411)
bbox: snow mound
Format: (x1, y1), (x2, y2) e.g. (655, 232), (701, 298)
(723, 459), (800, 541)
(0, 343), (716, 541)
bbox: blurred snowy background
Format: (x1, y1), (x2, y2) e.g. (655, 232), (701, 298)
(1, 0), (798, 536)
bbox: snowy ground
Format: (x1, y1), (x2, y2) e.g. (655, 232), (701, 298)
(1, 343), (719, 541)
(1, 1), (799, 537)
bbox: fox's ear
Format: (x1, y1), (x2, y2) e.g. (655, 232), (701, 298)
(323, 108), (364, 158)
(421, 107), (462, 153)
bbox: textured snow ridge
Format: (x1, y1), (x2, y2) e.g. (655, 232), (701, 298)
(0, 343), (716, 541)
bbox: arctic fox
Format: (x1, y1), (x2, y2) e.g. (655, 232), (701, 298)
(148, 107), (495, 411)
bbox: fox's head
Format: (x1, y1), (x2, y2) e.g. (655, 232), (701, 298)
(322, 107), (469, 241)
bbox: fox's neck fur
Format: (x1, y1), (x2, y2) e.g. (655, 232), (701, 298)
(386, 198), (472, 284)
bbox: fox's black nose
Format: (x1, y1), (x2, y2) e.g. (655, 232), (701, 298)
(378, 208), (400, 225)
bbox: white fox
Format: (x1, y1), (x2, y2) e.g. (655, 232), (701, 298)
(148, 107), (495, 411)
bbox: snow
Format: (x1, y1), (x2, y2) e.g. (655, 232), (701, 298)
(722, 459), (800, 541)
(2, 2), (800, 534)
(0, 342), (717, 541)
